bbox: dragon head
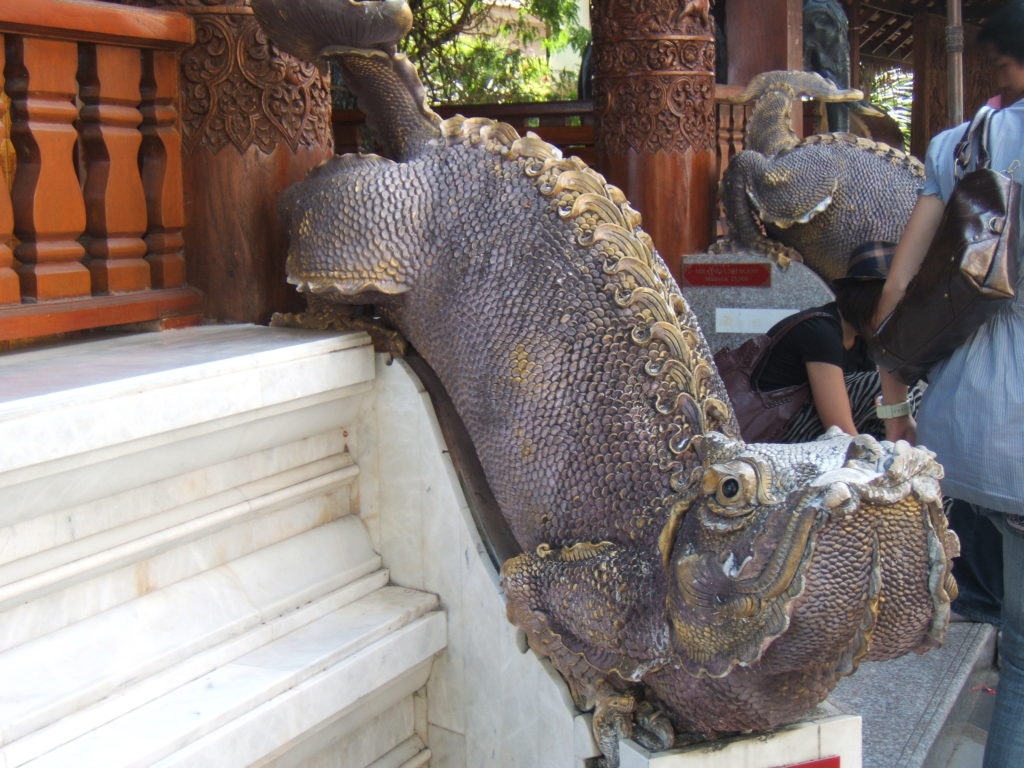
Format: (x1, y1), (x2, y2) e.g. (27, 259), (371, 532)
(664, 429), (958, 679)
(729, 70), (864, 106)
(251, 0), (412, 61)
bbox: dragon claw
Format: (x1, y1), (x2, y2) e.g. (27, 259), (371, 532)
(592, 692), (636, 768)
(589, 690), (674, 767)
(633, 700), (675, 752)
(271, 298), (408, 359)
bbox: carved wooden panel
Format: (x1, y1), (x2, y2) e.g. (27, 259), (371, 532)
(119, 0), (331, 155)
(180, 14), (331, 154)
(140, 49), (186, 288)
(79, 42), (151, 294)
(6, 36), (90, 301)
(591, 0), (717, 155)
(0, 38), (17, 305)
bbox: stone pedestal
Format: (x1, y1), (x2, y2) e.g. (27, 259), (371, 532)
(619, 714), (861, 768)
(679, 249), (834, 354)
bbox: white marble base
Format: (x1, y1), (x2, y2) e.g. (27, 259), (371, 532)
(366, 356), (583, 768)
(0, 326), (373, 527)
(0, 457), (362, 652)
(620, 715), (862, 768)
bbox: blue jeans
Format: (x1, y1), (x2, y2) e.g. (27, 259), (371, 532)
(981, 508), (1024, 768)
(949, 498), (1004, 626)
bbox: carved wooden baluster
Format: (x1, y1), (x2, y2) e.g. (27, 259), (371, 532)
(139, 49), (185, 288)
(6, 37), (89, 301)
(79, 43), (150, 294)
(0, 39), (18, 305)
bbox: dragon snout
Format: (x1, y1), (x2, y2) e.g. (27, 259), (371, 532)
(252, 0), (413, 61)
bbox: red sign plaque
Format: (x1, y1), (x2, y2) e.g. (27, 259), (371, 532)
(683, 262), (772, 288)
(781, 758), (840, 768)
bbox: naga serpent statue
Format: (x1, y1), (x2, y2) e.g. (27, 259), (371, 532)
(718, 70), (924, 281)
(250, 2), (958, 765)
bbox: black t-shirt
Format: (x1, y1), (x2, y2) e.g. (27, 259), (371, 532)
(755, 303), (874, 391)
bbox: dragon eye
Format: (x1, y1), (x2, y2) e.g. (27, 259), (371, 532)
(702, 462), (758, 515)
(715, 476), (746, 507)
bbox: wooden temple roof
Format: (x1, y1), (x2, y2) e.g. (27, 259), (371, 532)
(856, 0), (1004, 64)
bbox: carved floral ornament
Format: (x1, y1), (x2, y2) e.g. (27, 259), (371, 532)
(593, 38), (715, 77)
(115, 0), (332, 154)
(591, 38), (716, 155)
(592, 0), (712, 39)
(590, 0), (716, 155)
(594, 74), (716, 156)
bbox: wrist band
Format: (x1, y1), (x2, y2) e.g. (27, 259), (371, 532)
(875, 395), (912, 419)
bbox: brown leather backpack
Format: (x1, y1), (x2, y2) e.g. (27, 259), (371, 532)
(714, 310), (830, 443)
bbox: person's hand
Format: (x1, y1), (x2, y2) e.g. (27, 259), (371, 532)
(884, 414), (917, 444)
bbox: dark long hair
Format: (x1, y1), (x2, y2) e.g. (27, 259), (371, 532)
(834, 280), (884, 337)
(979, 2), (1024, 64)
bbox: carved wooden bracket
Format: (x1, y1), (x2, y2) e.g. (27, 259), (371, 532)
(118, 0), (332, 156)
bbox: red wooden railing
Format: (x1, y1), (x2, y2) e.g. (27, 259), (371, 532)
(0, 0), (199, 345)
(332, 86), (751, 197)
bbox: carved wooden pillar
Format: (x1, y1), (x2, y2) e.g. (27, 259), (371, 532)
(79, 43), (151, 294)
(140, 49), (186, 288)
(121, 0), (334, 323)
(591, 0), (717, 281)
(846, 0), (861, 91)
(725, 0), (804, 85)
(0, 40), (18, 305)
(911, 13), (995, 160)
(724, 0), (803, 137)
(6, 37), (90, 302)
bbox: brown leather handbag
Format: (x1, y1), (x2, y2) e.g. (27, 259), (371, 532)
(714, 310), (829, 443)
(870, 106), (1020, 385)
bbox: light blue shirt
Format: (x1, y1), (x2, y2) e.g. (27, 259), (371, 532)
(915, 98), (1024, 514)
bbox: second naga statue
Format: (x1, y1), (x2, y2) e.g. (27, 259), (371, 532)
(251, 1), (959, 764)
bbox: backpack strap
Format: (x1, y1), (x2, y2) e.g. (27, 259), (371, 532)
(751, 309), (833, 382)
(954, 105), (995, 178)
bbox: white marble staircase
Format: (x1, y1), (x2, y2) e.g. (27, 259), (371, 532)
(7, 322), (871, 768)
(0, 326), (445, 767)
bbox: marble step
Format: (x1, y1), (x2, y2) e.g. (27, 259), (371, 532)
(0, 453), (360, 652)
(8, 586), (446, 768)
(829, 621), (998, 768)
(0, 428), (352, 572)
(0, 517), (383, 752)
(362, 737), (431, 768)
(0, 326), (375, 526)
(262, 694), (429, 768)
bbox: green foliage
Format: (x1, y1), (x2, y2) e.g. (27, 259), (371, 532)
(865, 66), (914, 142)
(400, 0), (589, 104)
